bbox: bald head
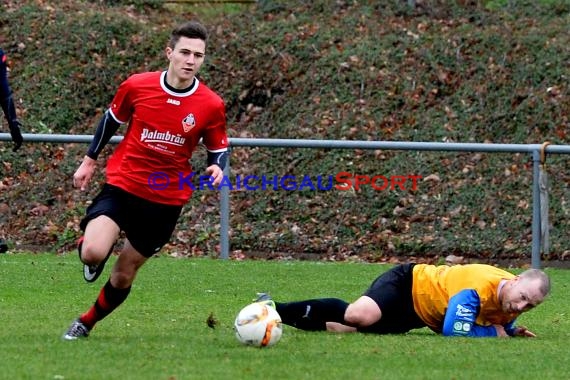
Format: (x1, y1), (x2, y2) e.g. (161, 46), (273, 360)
(500, 268), (550, 314)
(518, 268), (551, 298)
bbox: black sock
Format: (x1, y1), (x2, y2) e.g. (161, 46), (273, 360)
(276, 298), (349, 331)
(80, 280), (131, 328)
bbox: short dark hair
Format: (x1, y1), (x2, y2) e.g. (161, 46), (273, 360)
(169, 21), (208, 49)
(519, 268), (551, 297)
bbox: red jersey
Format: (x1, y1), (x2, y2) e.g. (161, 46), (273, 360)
(106, 71), (228, 205)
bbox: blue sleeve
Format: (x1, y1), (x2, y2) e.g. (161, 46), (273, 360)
(504, 320), (517, 336)
(442, 289), (498, 337)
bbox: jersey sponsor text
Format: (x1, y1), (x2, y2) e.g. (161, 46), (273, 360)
(141, 128), (186, 146)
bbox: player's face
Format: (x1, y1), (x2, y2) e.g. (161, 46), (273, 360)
(166, 36), (206, 88)
(501, 277), (544, 314)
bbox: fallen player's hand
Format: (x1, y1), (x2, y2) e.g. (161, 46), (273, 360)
(512, 326), (536, 338)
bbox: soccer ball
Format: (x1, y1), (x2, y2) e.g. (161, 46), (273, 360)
(234, 302), (283, 347)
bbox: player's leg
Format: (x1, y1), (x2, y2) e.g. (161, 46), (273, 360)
(63, 189), (181, 340)
(82, 197), (181, 326)
(77, 184), (123, 282)
(63, 240), (147, 340)
(326, 322), (357, 332)
(343, 295), (382, 327)
(273, 271), (392, 332)
(325, 264), (414, 332)
(80, 215), (120, 266)
(109, 239), (148, 288)
(79, 240), (148, 326)
(355, 263), (425, 334)
(276, 298), (350, 331)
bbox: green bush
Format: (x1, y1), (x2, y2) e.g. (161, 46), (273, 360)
(0, 0), (568, 260)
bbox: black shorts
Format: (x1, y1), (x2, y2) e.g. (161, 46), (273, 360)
(80, 184), (183, 257)
(360, 263), (426, 334)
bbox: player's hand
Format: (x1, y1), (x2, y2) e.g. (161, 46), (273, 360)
(9, 119), (23, 151)
(512, 326), (536, 338)
(204, 164), (224, 187)
(494, 324), (509, 337)
(73, 156), (97, 191)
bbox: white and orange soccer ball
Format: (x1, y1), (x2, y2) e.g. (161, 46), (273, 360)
(234, 302), (283, 347)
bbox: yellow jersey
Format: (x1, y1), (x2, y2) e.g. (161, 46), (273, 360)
(411, 264), (520, 336)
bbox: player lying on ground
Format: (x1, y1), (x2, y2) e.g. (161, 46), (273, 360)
(259, 263), (550, 337)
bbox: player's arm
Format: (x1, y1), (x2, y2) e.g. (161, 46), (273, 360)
(207, 150), (229, 171)
(504, 320), (536, 337)
(86, 109), (122, 160)
(442, 289), (500, 337)
(202, 102), (229, 186)
(0, 49), (23, 151)
(0, 94), (22, 151)
(73, 110), (122, 190)
(204, 149), (228, 186)
(504, 320), (516, 336)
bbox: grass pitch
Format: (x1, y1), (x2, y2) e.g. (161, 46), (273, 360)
(0, 253), (568, 380)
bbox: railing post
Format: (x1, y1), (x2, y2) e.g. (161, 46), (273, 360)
(219, 149), (231, 259)
(531, 149), (542, 269)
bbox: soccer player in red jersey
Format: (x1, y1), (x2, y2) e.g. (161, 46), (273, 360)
(0, 47), (23, 151)
(63, 21), (228, 340)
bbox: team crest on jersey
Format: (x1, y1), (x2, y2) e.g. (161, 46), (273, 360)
(182, 114), (196, 132)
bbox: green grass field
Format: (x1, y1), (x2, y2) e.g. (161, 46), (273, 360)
(0, 253), (568, 380)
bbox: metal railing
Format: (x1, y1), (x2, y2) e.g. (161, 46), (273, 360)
(2, 132), (570, 268)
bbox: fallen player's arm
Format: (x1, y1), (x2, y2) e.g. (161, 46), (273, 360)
(505, 324), (536, 338)
(442, 289), (502, 337)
